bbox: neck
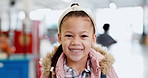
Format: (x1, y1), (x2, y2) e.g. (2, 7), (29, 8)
(104, 31), (108, 34)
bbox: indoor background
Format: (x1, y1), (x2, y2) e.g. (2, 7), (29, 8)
(0, 0), (148, 78)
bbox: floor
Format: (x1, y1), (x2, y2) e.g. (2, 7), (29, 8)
(109, 40), (148, 78)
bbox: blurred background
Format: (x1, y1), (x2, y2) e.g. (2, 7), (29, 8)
(0, 0), (148, 78)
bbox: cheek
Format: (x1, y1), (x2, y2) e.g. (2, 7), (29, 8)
(84, 39), (95, 48)
(61, 40), (70, 49)
(82, 40), (93, 48)
(87, 36), (96, 44)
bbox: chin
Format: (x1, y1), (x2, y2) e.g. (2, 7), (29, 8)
(70, 57), (82, 62)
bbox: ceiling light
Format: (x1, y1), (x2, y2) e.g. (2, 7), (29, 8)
(109, 2), (117, 9)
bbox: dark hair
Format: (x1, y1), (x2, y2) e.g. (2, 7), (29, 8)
(70, 3), (79, 7)
(49, 45), (63, 78)
(59, 11), (95, 34)
(103, 23), (110, 31)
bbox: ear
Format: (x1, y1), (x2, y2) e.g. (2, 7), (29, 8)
(58, 33), (62, 44)
(92, 34), (96, 45)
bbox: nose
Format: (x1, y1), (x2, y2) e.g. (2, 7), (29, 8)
(70, 36), (81, 46)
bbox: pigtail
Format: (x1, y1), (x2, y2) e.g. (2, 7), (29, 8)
(49, 45), (63, 78)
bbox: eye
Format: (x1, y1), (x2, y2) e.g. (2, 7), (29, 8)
(81, 35), (88, 38)
(65, 35), (73, 37)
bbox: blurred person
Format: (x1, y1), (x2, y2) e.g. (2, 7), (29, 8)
(40, 3), (118, 78)
(0, 32), (15, 58)
(97, 23), (117, 48)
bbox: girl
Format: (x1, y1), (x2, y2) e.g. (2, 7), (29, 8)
(40, 3), (118, 78)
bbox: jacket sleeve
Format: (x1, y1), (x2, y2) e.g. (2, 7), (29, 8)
(106, 66), (118, 78)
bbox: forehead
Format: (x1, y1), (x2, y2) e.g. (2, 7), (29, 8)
(62, 16), (93, 27)
(63, 16), (92, 23)
(61, 17), (94, 33)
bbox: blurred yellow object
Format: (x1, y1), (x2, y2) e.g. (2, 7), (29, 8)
(0, 32), (16, 57)
(1, 42), (15, 57)
(1, 43), (8, 52)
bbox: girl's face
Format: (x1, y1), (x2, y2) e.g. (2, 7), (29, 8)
(58, 16), (96, 63)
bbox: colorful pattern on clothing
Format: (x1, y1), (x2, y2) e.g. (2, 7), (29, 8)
(64, 59), (91, 78)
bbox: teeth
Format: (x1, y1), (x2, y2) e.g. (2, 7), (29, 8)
(71, 49), (81, 52)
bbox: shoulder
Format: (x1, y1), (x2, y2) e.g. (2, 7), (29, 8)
(40, 45), (59, 76)
(92, 44), (115, 74)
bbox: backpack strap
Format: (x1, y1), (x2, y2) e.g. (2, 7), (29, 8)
(101, 72), (106, 78)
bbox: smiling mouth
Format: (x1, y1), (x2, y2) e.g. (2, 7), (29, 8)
(69, 49), (83, 52)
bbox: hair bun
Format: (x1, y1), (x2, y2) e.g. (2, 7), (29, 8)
(71, 3), (79, 7)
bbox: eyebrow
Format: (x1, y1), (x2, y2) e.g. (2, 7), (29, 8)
(64, 31), (72, 33)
